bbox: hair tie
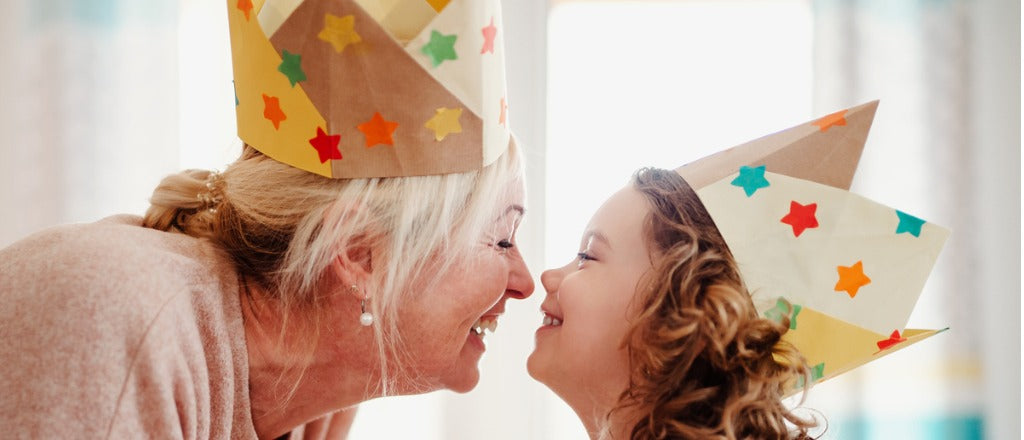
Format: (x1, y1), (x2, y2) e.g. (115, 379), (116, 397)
(197, 171), (223, 213)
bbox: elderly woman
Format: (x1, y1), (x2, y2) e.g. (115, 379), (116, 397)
(0, 0), (532, 438)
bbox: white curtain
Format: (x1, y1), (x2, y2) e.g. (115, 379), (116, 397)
(810, 0), (1019, 438)
(0, 0), (180, 248)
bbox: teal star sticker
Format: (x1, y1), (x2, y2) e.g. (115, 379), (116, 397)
(278, 50), (307, 87)
(232, 80), (239, 106)
(420, 30), (458, 67)
(730, 165), (771, 197)
(764, 297), (802, 330)
(895, 210), (926, 237)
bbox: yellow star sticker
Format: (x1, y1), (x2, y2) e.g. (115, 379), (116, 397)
(318, 14), (361, 53)
(424, 107), (463, 141)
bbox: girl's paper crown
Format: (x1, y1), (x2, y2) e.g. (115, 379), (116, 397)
(227, 0), (512, 178)
(677, 101), (949, 388)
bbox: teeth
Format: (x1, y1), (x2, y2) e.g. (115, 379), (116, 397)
(542, 313), (563, 327)
(471, 317), (499, 336)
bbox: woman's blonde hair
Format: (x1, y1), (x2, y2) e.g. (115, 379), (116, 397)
(617, 167), (815, 439)
(143, 142), (524, 394)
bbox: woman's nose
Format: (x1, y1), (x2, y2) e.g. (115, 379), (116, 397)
(506, 252), (535, 300)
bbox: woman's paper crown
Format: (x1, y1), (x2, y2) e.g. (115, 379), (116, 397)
(676, 101), (949, 388)
(227, 0), (512, 178)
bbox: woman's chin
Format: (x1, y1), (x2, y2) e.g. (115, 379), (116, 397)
(441, 368), (480, 393)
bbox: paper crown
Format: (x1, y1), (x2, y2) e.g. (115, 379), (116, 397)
(227, 0), (513, 178)
(676, 101), (949, 389)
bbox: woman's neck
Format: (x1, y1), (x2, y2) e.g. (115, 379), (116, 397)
(239, 285), (377, 439)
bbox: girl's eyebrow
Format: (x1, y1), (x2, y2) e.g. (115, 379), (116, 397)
(580, 230), (611, 250)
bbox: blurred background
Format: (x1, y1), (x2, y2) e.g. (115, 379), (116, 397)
(0, 0), (1017, 439)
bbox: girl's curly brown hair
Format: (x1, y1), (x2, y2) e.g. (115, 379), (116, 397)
(617, 167), (815, 440)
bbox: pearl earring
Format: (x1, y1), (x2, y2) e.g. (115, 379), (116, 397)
(352, 284), (374, 327)
(360, 299), (374, 327)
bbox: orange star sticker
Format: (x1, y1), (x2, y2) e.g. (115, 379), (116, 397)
(835, 260), (871, 298)
(237, 0), (253, 21)
(481, 17), (498, 54)
(812, 109), (847, 132)
(262, 94), (286, 130)
(424, 107), (463, 141)
(498, 97), (508, 126)
(357, 112), (399, 147)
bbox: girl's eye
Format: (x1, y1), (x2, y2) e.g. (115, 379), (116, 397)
(576, 252), (595, 268)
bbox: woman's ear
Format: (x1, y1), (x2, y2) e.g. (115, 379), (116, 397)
(330, 235), (375, 297)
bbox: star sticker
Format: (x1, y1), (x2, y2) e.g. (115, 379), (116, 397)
(812, 109), (847, 132)
(764, 297), (802, 330)
(237, 0), (253, 21)
(730, 165), (771, 197)
(499, 97), (508, 126)
(420, 30), (458, 67)
(424, 108), (463, 141)
(481, 17), (498, 54)
(309, 127), (342, 163)
(318, 14), (362, 53)
(233, 80), (239, 106)
(796, 362), (826, 388)
(876, 330), (908, 351)
(262, 94), (286, 130)
(426, 0), (451, 12)
(895, 210), (926, 237)
(278, 50), (307, 87)
(357, 112), (399, 148)
(835, 260), (871, 298)
(780, 201), (819, 237)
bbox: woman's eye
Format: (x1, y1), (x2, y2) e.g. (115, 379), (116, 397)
(497, 239), (515, 249)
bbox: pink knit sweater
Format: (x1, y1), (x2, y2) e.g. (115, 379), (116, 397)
(0, 215), (341, 439)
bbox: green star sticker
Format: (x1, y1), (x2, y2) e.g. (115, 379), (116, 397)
(278, 50), (307, 87)
(764, 297), (802, 330)
(795, 362), (825, 388)
(420, 30), (458, 67)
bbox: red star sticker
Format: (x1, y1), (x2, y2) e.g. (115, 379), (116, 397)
(237, 0), (253, 21)
(481, 17), (498, 54)
(835, 260), (871, 298)
(309, 127), (342, 163)
(498, 97), (508, 126)
(812, 109), (847, 132)
(356, 112), (399, 148)
(876, 330), (907, 351)
(262, 94), (287, 130)
(780, 201), (819, 237)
